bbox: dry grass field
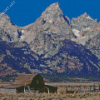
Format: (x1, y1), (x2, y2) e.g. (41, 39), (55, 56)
(0, 82), (100, 100)
(0, 92), (100, 100)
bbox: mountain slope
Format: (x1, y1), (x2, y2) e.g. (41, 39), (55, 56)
(85, 33), (100, 60)
(0, 41), (37, 76)
(0, 40), (100, 76)
(47, 40), (100, 75)
(0, 3), (100, 78)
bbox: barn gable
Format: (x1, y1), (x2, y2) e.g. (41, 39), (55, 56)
(14, 74), (43, 85)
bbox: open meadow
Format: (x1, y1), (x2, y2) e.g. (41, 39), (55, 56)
(0, 92), (100, 100)
(0, 82), (100, 100)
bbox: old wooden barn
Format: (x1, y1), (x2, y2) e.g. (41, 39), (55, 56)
(0, 74), (57, 94)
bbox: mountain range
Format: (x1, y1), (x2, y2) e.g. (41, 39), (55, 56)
(0, 3), (100, 80)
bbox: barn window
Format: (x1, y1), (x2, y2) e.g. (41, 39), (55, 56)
(37, 80), (39, 84)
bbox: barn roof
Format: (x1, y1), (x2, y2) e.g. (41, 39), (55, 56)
(14, 74), (39, 85)
(0, 74), (44, 89)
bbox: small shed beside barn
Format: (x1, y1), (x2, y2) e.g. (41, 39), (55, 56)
(57, 86), (67, 94)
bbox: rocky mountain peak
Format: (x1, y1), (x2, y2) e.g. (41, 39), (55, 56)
(80, 12), (94, 21)
(0, 13), (11, 24)
(71, 12), (99, 45)
(0, 13), (22, 42)
(41, 2), (63, 23)
(21, 2), (75, 44)
(81, 12), (88, 17)
(71, 13), (98, 31)
(48, 2), (60, 8)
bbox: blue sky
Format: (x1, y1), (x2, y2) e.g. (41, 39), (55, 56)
(0, 0), (100, 26)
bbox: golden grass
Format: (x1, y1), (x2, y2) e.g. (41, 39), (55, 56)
(0, 92), (100, 100)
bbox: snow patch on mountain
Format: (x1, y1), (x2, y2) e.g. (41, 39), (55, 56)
(72, 29), (81, 37)
(21, 30), (25, 33)
(82, 27), (91, 31)
(86, 16), (93, 20)
(49, 19), (53, 23)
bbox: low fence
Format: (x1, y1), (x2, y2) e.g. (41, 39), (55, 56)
(46, 82), (100, 94)
(59, 83), (100, 94)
